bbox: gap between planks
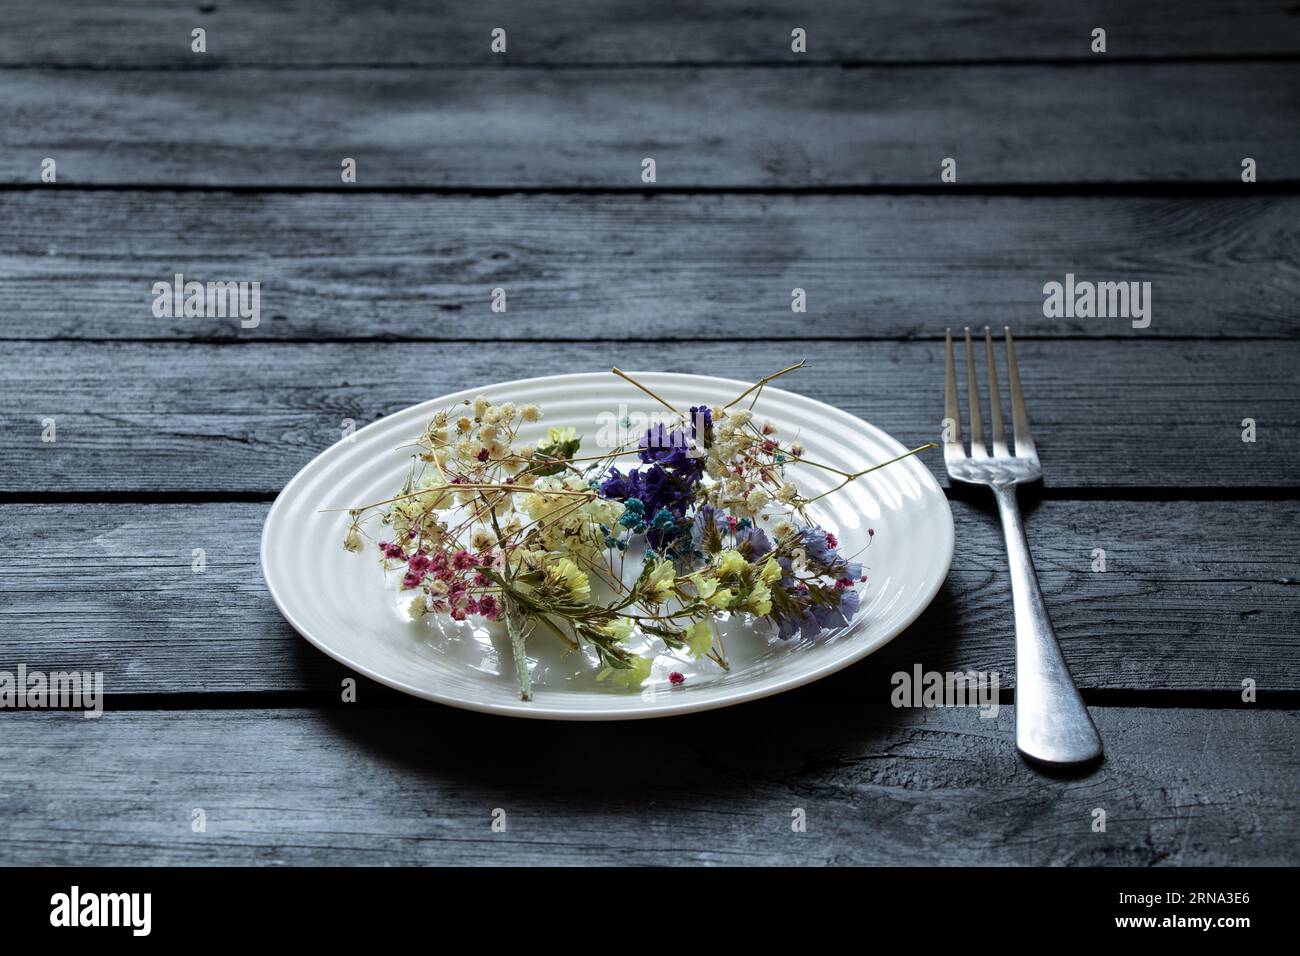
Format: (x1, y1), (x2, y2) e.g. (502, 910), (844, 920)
(2, 488), (1298, 505)
(7, 335), (1299, 346)
(3, 182), (1299, 196)
(22, 688), (1300, 712)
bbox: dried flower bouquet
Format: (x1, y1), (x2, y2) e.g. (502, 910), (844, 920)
(341, 365), (931, 700)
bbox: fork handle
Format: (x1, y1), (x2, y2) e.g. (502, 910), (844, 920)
(991, 485), (1103, 766)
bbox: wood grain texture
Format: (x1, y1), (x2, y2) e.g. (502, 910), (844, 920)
(4, 192), (1296, 341)
(4, 63), (1297, 186)
(0, 706), (1293, 865)
(4, 340), (1296, 492)
(2, 500), (1295, 695)
(7, 1), (1300, 66)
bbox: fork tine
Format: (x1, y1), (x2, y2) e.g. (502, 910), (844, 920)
(963, 327), (986, 457)
(1003, 327), (1037, 458)
(944, 329), (963, 457)
(984, 326), (1009, 456)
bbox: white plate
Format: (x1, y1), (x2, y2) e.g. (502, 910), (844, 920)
(261, 372), (953, 719)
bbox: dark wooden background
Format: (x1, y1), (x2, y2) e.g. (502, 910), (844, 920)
(1, 1), (1297, 866)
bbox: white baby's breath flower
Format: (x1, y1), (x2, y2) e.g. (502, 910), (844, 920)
(407, 596), (429, 619)
(776, 482), (798, 503)
(456, 416), (473, 434)
(470, 526), (494, 551)
(520, 404), (542, 422)
(473, 395), (490, 419)
(773, 519), (797, 540)
(498, 401), (517, 421)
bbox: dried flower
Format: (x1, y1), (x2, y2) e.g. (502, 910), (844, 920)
(341, 366), (933, 700)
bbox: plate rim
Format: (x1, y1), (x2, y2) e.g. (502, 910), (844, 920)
(260, 370), (954, 720)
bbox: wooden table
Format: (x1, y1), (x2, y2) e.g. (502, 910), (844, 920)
(1, 1), (1296, 866)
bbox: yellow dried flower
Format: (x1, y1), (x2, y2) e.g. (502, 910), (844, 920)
(543, 558), (590, 604)
(641, 559), (676, 603)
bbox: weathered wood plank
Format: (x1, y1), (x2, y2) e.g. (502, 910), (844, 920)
(4, 192), (1295, 341)
(7, 1), (1300, 65)
(4, 340), (1296, 492)
(2, 500), (1295, 694)
(0, 706), (1293, 865)
(4, 63), (1297, 186)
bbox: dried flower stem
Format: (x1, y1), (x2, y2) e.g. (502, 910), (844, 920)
(503, 594), (533, 701)
(611, 367), (682, 417)
(724, 360), (807, 409)
(802, 442), (938, 505)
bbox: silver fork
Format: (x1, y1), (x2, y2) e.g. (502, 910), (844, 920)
(944, 327), (1102, 766)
